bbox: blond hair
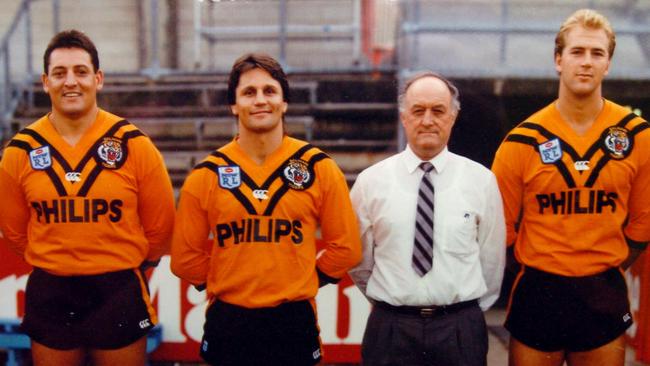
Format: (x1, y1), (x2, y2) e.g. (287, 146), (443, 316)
(554, 9), (616, 59)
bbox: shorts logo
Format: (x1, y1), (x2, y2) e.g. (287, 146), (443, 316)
(252, 189), (269, 200)
(97, 137), (124, 169)
(283, 159), (311, 190)
(603, 127), (631, 159)
(138, 319), (151, 329)
(623, 313), (632, 323)
(538, 138), (562, 164)
(218, 166), (241, 189)
(29, 146), (52, 170)
(202, 340), (209, 352)
(65, 172), (82, 182)
(573, 161), (590, 171)
(312, 348), (321, 359)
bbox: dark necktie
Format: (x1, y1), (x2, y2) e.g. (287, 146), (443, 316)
(412, 162), (434, 277)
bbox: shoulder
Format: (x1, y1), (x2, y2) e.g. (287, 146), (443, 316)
(3, 116), (50, 157)
(286, 137), (331, 162)
(449, 152), (495, 180)
(603, 101), (649, 141)
(355, 153), (400, 186)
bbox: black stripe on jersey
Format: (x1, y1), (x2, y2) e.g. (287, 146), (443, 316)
(10, 134), (69, 196)
(45, 168), (68, 196)
(505, 133), (576, 188)
(264, 145), (326, 214)
(584, 157), (609, 188)
(260, 144), (316, 190)
(556, 162), (576, 188)
(309, 152), (329, 166)
(123, 130), (145, 140)
(519, 123), (580, 161)
(76, 164), (103, 197)
(629, 121), (650, 136)
(194, 161), (258, 215)
(584, 115), (646, 187)
(19, 128), (73, 172)
(194, 161), (215, 171)
(7, 139), (33, 152)
(263, 185), (289, 216)
(616, 112), (638, 128)
(505, 134), (537, 147)
(73, 120), (141, 196)
(74, 120), (133, 172)
(106, 120), (130, 136)
(209, 151), (259, 189)
(582, 113), (639, 161)
(202, 144), (326, 216)
(293, 144), (316, 158)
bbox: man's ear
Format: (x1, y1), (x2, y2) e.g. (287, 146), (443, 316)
(42, 73), (49, 93)
(95, 69), (104, 91)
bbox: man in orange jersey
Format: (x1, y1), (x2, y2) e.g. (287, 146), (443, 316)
(0, 30), (175, 366)
(492, 9), (650, 366)
(170, 53), (362, 366)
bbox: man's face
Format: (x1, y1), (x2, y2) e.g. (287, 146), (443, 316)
(555, 25), (610, 98)
(230, 68), (288, 135)
(401, 77), (457, 160)
(42, 47), (103, 120)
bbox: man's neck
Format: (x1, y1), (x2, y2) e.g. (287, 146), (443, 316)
(556, 88), (604, 135)
(237, 129), (284, 165)
(49, 106), (99, 146)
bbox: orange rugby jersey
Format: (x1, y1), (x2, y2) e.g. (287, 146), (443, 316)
(171, 136), (361, 308)
(492, 100), (650, 276)
(0, 110), (175, 275)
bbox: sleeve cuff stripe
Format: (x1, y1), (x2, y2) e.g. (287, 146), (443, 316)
(317, 267), (340, 285)
(626, 237), (648, 250)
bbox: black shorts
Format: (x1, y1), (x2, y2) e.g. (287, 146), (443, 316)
(22, 267), (156, 350)
(200, 299), (322, 366)
(505, 266), (633, 352)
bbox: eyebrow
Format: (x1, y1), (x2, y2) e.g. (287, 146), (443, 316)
(240, 84), (279, 91)
(50, 64), (91, 70)
(411, 102), (446, 109)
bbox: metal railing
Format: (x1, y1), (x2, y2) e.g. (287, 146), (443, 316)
(0, 0), (37, 142)
(396, 0), (650, 80)
(192, 0), (364, 73)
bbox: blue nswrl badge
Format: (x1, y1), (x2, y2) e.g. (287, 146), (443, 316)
(218, 166), (241, 189)
(538, 138), (562, 164)
(29, 146), (52, 170)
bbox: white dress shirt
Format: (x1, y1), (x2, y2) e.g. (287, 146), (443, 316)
(349, 145), (506, 310)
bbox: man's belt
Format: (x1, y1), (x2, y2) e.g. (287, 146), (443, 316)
(374, 299), (478, 318)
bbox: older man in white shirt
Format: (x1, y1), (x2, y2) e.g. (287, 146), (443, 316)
(349, 71), (506, 366)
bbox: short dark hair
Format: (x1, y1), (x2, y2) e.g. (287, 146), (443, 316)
(43, 29), (99, 74)
(227, 53), (289, 105)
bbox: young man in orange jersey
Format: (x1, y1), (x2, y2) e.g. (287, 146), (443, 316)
(492, 9), (650, 366)
(0, 30), (175, 366)
(170, 53), (362, 365)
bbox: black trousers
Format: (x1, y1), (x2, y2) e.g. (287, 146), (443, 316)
(361, 301), (488, 366)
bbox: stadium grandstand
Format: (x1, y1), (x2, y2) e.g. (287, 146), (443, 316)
(1, 0), (650, 365)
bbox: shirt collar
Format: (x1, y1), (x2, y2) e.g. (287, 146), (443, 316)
(404, 145), (450, 174)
